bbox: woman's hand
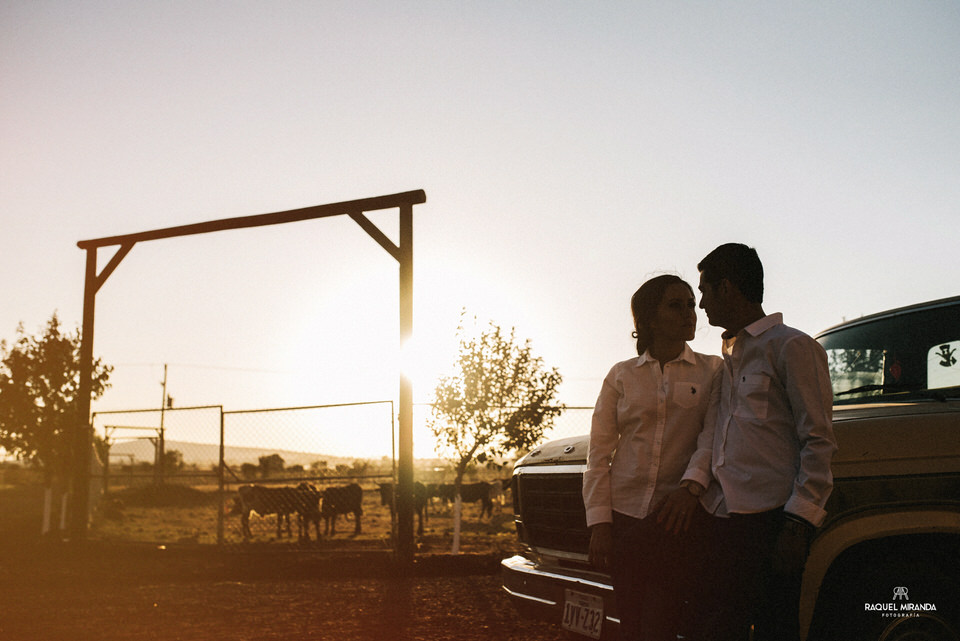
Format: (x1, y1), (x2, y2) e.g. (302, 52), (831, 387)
(588, 522), (613, 570)
(651, 485), (700, 535)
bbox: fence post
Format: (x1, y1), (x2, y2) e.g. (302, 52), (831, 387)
(217, 406), (225, 546)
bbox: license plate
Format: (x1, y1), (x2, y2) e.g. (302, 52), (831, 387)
(562, 589), (604, 639)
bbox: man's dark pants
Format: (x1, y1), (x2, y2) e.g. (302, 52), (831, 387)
(699, 508), (805, 641)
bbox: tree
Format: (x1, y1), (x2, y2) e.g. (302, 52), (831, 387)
(258, 453), (285, 478)
(162, 449), (184, 472)
(429, 315), (563, 552)
(0, 314), (112, 483)
(350, 459), (371, 478)
(288, 464), (305, 477)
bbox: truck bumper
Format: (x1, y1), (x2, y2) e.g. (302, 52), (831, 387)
(500, 554), (618, 637)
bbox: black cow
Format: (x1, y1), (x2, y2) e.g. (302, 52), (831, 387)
(378, 481), (427, 536)
(320, 483), (363, 536)
(427, 482), (456, 505)
(295, 482), (323, 542)
(488, 476), (514, 508)
(435, 481), (494, 519)
(233, 484), (301, 539)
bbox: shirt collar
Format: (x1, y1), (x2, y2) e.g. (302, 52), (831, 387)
(721, 312), (783, 340)
(637, 343), (697, 367)
(721, 313), (783, 354)
(744, 312), (783, 337)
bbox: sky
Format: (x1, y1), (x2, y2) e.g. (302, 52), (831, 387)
(2, 2), (959, 459)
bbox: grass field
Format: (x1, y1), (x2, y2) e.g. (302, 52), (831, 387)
(0, 480), (570, 641)
(2, 481), (521, 556)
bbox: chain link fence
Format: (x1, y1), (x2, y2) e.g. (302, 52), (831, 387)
(411, 405), (594, 454)
(90, 406), (224, 545)
(540, 406), (593, 442)
(4, 403), (595, 550)
(85, 402), (396, 548)
(220, 402), (395, 545)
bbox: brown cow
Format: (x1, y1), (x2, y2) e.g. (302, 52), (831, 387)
(433, 481), (494, 518)
(295, 482), (323, 542)
(378, 481), (427, 536)
(233, 484), (300, 539)
(320, 483), (363, 536)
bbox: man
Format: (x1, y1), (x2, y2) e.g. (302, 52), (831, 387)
(696, 243), (837, 641)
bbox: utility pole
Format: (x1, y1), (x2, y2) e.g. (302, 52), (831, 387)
(157, 364), (167, 484)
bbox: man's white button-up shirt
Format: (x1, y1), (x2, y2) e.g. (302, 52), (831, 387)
(711, 313), (837, 526)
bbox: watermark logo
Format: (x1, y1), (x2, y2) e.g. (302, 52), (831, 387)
(865, 586), (936, 619)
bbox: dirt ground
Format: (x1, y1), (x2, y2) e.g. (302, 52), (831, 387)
(0, 541), (567, 641)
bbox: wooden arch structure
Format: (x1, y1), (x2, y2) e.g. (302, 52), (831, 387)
(73, 190), (426, 560)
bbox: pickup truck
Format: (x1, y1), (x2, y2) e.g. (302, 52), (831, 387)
(502, 296), (960, 641)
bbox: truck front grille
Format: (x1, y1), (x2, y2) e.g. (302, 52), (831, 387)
(516, 471), (590, 554)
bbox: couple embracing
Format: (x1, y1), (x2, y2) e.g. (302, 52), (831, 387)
(583, 243), (837, 641)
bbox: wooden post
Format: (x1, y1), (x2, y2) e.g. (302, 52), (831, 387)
(397, 202), (415, 562)
(72, 190), (426, 549)
(71, 248), (98, 541)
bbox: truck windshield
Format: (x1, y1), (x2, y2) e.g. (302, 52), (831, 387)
(816, 300), (960, 404)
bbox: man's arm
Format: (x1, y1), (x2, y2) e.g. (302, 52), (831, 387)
(780, 335), (837, 527)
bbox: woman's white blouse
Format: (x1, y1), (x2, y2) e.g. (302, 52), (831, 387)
(583, 345), (722, 527)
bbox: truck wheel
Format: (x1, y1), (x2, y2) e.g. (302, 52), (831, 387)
(877, 614), (958, 641)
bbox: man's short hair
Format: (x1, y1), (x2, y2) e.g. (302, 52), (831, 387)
(697, 243), (764, 304)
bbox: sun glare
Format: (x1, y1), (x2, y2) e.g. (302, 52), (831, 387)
(402, 331), (458, 402)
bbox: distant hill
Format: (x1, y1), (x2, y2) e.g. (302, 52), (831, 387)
(106, 439), (450, 471)
(107, 439), (362, 468)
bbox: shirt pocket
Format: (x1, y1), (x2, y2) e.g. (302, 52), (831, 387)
(734, 373), (770, 419)
(671, 382), (702, 409)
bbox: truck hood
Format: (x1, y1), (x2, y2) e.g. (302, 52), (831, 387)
(516, 435), (590, 467)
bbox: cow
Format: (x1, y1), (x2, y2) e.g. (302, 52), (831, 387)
(378, 481), (427, 536)
(434, 481), (494, 519)
(233, 484), (301, 539)
(295, 482), (323, 542)
(320, 483), (363, 536)
(490, 476), (514, 508)
(427, 482), (456, 506)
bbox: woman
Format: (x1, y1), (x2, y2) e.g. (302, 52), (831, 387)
(582, 274), (721, 641)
